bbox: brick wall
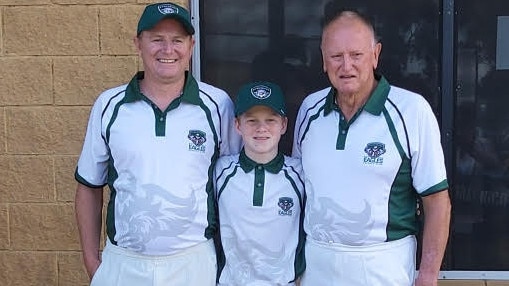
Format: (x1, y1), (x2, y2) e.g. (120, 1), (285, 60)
(0, 1), (187, 285)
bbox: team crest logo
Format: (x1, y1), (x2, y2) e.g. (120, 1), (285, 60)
(188, 130), (206, 152)
(278, 197), (294, 216)
(158, 3), (178, 15)
(363, 142), (385, 165)
(251, 85), (271, 99)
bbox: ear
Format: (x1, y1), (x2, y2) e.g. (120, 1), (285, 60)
(133, 35), (142, 56)
(372, 42), (382, 70)
(280, 116), (288, 135)
(234, 117), (242, 135)
(321, 53), (327, 73)
(320, 44), (327, 73)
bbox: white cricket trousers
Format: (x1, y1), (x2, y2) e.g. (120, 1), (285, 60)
(90, 239), (217, 286)
(301, 235), (417, 286)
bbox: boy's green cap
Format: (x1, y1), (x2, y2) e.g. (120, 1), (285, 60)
(235, 81), (287, 117)
(137, 2), (195, 35)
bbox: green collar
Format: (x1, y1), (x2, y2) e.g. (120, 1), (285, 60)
(324, 74), (391, 116)
(239, 148), (284, 174)
(124, 71), (202, 105)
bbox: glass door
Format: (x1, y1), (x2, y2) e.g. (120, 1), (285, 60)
(452, 0), (509, 270)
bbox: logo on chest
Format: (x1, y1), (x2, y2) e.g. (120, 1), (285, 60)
(363, 142), (385, 165)
(278, 197), (294, 216)
(188, 130), (206, 152)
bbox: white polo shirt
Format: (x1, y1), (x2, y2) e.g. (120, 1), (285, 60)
(215, 150), (305, 285)
(293, 75), (448, 245)
(75, 71), (241, 255)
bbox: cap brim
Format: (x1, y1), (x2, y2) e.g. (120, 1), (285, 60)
(235, 104), (286, 117)
(138, 14), (195, 35)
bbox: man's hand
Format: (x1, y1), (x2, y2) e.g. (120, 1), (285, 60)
(415, 270), (438, 286)
(84, 256), (101, 280)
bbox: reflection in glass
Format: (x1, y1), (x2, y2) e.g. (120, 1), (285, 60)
(453, 0), (509, 270)
(200, 0), (509, 272)
(200, 0), (440, 155)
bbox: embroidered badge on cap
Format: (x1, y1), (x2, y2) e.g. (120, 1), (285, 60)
(250, 85), (272, 99)
(158, 3), (178, 15)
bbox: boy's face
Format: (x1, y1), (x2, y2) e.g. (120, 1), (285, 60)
(235, 105), (287, 163)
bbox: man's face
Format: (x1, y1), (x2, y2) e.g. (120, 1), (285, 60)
(135, 18), (194, 84)
(321, 16), (381, 97)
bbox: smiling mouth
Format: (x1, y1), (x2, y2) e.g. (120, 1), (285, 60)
(159, 59), (177, 63)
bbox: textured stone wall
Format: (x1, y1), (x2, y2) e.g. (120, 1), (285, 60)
(0, 1), (187, 285)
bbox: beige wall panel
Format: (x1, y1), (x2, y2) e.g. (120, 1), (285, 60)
(50, 107), (94, 154)
(54, 0), (134, 4)
(0, 155), (54, 202)
(0, 205), (8, 249)
(438, 280), (485, 286)
(0, 251), (57, 285)
(0, 108), (5, 154)
(136, 0), (188, 7)
(487, 281), (509, 286)
(4, 6), (98, 56)
(10, 203), (79, 250)
(6, 107), (90, 155)
(54, 56), (137, 105)
(0, 58), (53, 105)
(6, 107), (55, 154)
(0, 0), (50, 4)
(100, 5), (144, 55)
(55, 156), (79, 202)
(0, 10), (2, 55)
(58, 252), (89, 286)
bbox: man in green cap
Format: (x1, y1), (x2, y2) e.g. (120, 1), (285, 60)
(74, 2), (241, 285)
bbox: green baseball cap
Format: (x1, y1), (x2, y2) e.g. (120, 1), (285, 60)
(235, 81), (287, 117)
(137, 2), (195, 35)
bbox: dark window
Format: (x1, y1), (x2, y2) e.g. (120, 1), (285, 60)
(200, 0), (440, 155)
(452, 0), (509, 270)
(200, 0), (509, 271)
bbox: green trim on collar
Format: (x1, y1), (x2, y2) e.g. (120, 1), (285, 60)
(323, 74), (391, 116)
(323, 88), (337, 116)
(239, 148), (284, 174)
(124, 71), (201, 105)
(322, 74), (391, 151)
(123, 71), (202, 137)
(239, 149), (284, 207)
(124, 72), (144, 102)
(181, 71), (201, 105)
(364, 75), (390, 115)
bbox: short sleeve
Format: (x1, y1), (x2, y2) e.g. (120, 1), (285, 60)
(410, 98), (448, 195)
(75, 97), (109, 187)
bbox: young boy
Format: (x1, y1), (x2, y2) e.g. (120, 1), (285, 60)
(214, 81), (305, 285)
